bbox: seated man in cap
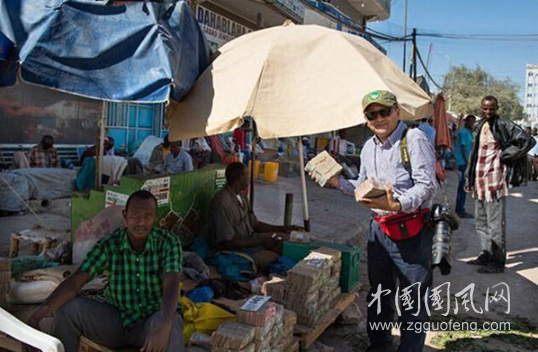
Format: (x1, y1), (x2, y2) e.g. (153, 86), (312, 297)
(209, 162), (302, 268)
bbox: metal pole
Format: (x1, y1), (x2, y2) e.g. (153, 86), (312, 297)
(95, 102), (106, 189)
(249, 120), (258, 207)
(284, 193), (293, 226)
(297, 137), (311, 231)
(412, 28), (417, 81)
(402, 0), (408, 71)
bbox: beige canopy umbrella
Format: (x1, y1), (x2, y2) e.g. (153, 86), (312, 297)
(166, 23), (432, 140)
(166, 23), (432, 229)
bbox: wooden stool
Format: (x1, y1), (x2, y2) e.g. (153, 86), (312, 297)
(79, 336), (138, 352)
(9, 227), (69, 258)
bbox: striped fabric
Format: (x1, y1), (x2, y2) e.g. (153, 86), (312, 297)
(473, 121), (507, 202)
(80, 228), (182, 329)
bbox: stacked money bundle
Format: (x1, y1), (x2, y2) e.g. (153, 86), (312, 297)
(282, 309), (297, 350)
(304, 151), (342, 187)
(211, 322), (256, 352)
(284, 247), (342, 326)
(211, 300), (289, 352)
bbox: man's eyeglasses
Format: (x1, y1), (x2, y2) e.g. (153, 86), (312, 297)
(365, 106), (394, 121)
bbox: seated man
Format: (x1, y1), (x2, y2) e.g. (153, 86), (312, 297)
(80, 137), (115, 165)
(148, 134), (171, 171)
(27, 191), (184, 352)
(209, 162), (302, 268)
(13, 135), (61, 168)
(157, 141), (193, 174)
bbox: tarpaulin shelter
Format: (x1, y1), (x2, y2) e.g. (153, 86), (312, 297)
(0, 0), (210, 186)
(0, 0), (209, 102)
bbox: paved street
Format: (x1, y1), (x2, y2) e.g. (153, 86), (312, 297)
(253, 169), (538, 351)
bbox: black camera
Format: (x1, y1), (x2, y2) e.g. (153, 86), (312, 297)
(430, 204), (459, 276)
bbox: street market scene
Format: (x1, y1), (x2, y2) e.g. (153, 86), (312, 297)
(0, 0), (537, 352)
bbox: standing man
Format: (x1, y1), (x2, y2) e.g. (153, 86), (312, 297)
(454, 115), (476, 218)
(324, 91), (436, 352)
(233, 120), (251, 165)
(418, 117), (436, 149)
(26, 191), (184, 352)
(157, 141), (194, 174)
(465, 95), (536, 274)
(27, 135), (61, 168)
(527, 129), (538, 181)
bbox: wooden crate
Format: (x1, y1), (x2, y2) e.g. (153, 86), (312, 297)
(293, 290), (357, 350)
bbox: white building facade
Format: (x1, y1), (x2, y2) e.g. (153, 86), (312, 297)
(525, 64), (538, 127)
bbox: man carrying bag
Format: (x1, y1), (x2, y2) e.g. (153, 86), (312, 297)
(324, 90), (437, 352)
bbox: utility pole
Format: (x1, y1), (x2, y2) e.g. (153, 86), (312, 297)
(402, 0), (408, 71)
(410, 28), (417, 81)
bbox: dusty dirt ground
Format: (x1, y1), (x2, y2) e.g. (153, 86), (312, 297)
(1, 169), (537, 351)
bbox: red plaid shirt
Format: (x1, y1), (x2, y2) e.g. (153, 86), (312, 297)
(473, 121), (507, 202)
(27, 144), (61, 168)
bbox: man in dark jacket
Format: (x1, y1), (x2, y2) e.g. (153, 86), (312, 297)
(465, 95), (536, 273)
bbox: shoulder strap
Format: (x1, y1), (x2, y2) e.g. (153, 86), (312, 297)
(400, 127), (412, 176)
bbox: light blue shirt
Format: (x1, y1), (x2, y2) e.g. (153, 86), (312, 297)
(455, 127), (473, 166)
(527, 136), (538, 156)
(418, 121), (436, 149)
(159, 149), (193, 173)
(340, 122), (437, 215)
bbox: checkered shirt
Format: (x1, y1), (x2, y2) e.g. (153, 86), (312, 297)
(27, 144), (61, 167)
(80, 227), (182, 329)
(473, 121), (507, 202)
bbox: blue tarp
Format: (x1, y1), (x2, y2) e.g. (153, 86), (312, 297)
(0, 0), (210, 102)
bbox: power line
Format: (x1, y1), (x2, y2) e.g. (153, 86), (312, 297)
(415, 47), (444, 91)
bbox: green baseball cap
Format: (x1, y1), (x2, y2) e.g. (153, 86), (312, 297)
(362, 90), (398, 112)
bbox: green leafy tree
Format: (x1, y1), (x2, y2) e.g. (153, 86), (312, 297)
(443, 65), (524, 120)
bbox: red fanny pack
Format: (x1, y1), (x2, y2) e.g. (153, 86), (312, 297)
(374, 208), (430, 241)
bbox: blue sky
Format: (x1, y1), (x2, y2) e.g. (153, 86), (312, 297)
(369, 0), (538, 101)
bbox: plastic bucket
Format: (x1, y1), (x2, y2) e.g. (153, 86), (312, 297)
(263, 162), (279, 183)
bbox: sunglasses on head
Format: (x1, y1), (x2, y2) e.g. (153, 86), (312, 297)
(365, 106), (394, 121)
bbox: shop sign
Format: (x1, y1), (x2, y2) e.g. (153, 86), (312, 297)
(142, 176), (171, 206)
(273, 0), (305, 22)
(196, 5), (252, 50)
(105, 190), (129, 208)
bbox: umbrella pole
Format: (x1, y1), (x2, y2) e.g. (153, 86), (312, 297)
(297, 137), (311, 232)
(95, 102), (106, 189)
(249, 121), (258, 207)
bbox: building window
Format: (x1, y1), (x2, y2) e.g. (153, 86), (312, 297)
(106, 102), (164, 152)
